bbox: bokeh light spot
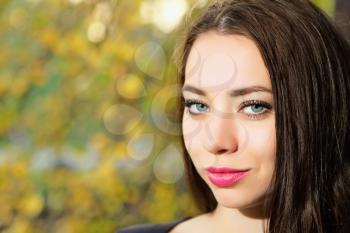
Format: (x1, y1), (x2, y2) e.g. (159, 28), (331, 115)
(127, 133), (154, 161)
(116, 73), (147, 99)
(103, 104), (143, 135)
(140, 0), (188, 33)
(153, 144), (184, 184)
(134, 41), (166, 80)
(87, 21), (107, 43)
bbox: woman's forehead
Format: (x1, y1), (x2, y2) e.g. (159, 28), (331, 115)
(184, 31), (271, 93)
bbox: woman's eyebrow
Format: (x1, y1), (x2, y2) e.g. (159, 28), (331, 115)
(182, 85), (272, 97)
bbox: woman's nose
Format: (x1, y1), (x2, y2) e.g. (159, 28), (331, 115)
(203, 112), (239, 155)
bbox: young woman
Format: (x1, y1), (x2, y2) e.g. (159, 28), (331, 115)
(118, 0), (350, 232)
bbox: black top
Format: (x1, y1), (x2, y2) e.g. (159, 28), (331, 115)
(117, 215), (350, 233)
(116, 216), (193, 233)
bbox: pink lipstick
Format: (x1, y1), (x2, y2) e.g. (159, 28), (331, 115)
(206, 167), (250, 187)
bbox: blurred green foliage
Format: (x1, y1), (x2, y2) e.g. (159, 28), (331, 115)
(0, 0), (335, 232)
(313, 0), (336, 16)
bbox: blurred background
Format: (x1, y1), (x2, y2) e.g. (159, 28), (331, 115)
(0, 0), (348, 232)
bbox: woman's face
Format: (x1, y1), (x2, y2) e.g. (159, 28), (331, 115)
(182, 31), (276, 210)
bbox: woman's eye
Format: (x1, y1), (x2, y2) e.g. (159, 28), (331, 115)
(243, 104), (266, 114)
(184, 99), (209, 115)
(183, 99), (272, 119)
(240, 100), (272, 119)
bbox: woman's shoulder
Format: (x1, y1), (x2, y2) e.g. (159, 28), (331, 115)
(116, 216), (193, 233)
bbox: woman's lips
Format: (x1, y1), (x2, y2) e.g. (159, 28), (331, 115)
(205, 167), (250, 187)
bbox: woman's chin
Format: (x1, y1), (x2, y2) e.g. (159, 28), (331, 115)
(211, 187), (266, 211)
(212, 188), (250, 208)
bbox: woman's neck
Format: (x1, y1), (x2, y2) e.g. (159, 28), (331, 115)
(210, 204), (268, 233)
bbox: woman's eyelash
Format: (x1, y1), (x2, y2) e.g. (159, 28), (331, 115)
(183, 99), (209, 115)
(239, 100), (272, 119)
(183, 99), (207, 108)
(183, 98), (272, 119)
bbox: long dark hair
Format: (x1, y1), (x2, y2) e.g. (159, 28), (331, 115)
(176, 0), (350, 232)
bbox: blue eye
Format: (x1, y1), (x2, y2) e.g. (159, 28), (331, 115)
(184, 99), (209, 115)
(240, 100), (272, 119)
(244, 104), (265, 114)
(183, 99), (272, 119)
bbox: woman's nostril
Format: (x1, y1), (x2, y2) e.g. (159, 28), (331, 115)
(216, 149), (229, 155)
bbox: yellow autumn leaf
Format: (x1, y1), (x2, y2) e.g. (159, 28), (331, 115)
(39, 28), (59, 50)
(116, 73), (146, 99)
(19, 193), (44, 218)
